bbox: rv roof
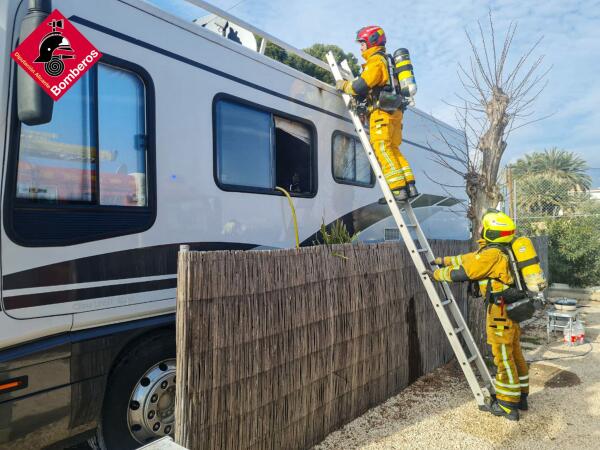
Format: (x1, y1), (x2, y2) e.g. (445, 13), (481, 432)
(133, 0), (463, 136)
(182, 0), (330, 72)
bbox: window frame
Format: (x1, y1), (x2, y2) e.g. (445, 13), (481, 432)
(3, 54), (157, 247)
(331, 130), (376, 188)
(212, 93), (318, 198)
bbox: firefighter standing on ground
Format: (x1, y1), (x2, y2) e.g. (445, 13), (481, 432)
(426, 210), (529, 421)
(336, 26), (418, 202)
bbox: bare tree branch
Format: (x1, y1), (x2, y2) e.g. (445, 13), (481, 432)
(427, 11), (549, 245)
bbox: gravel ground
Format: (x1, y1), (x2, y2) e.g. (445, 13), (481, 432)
(313, 300), (600, 450)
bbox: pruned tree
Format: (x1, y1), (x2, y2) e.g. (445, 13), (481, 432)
(428, 11), (551, 243)
(424, 12), (550, 352)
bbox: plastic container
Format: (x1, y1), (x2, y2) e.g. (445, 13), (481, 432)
(555, 298), (577, 311)
(563, 319), (585, 345)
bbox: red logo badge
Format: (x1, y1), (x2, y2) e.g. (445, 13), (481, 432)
(11, 9), (102, 101)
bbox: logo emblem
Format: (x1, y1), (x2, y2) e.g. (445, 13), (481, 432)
(34, 18), (74, 77)
(11, 10), (102, 101)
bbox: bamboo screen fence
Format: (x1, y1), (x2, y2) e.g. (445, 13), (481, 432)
(175, 240), (475, 450)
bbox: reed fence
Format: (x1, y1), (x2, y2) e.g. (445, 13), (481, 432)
(174, 240), (478, 450)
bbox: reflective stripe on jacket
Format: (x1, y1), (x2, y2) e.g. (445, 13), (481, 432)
(433, 239), (514, 295)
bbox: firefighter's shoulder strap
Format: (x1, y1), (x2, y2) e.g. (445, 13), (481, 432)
(484, 242), (530, 296)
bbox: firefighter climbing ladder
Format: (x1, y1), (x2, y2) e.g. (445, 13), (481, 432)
(326, 52), (495, 410)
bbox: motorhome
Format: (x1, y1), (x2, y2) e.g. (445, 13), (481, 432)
(0, 0), (469, 448)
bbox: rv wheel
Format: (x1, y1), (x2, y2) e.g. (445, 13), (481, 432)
(89, 332), (176, 450)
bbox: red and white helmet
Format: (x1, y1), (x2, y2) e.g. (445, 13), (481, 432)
(356, 26), (386, 49)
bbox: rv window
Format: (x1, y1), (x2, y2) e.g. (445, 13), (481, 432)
(215, 98), (315, 196)
(16, 63), (148, 207)
(98, 65), (147, 206)
(215, 101), (273, 189)
(16, 74), (95, 203)
(8, 58), (154, 246)
(332, 133), (374, 187)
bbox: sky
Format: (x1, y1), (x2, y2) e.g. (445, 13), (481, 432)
(148, 0), (600, 185)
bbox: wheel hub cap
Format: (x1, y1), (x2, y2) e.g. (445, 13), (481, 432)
(127, 359), (176, 444)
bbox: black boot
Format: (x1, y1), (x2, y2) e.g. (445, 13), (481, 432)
(490, 400), (519, 421)
(519, 394), (528, 411)
(378, 188), (408, 204)
(407, 182), (419, 198)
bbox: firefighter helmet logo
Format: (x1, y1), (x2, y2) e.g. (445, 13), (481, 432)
(11, 9), (102, 100)
(33, 19), (74, 77)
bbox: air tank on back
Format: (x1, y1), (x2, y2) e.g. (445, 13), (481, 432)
(393, 48), (417, 100)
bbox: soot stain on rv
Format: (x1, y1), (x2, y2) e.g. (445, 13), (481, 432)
(406, 296), (422, 384)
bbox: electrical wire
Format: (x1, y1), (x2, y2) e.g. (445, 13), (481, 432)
(202, 0), (249, 25)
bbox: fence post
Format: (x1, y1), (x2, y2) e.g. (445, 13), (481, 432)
(175, 244), (191, 448)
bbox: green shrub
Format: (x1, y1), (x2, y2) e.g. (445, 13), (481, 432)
(314, 219), (360, 245)
(547, 208), (600, 287)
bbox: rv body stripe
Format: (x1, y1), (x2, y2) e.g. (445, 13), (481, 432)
(2, 242), (257, 291)
(69, 16), (350, 122)
(68, 17), (462, 163)
(3, 274), (177, 297)
(3, 278), (177, 310)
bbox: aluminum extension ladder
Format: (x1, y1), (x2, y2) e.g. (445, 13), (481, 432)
(326, 52), (495, 410)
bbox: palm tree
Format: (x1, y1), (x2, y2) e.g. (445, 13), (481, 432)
(511, 148), (592, 190)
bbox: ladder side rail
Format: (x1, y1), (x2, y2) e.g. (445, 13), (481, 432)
(328, 53), (490, 406)
(404, 205), (495, 390)
(184, 0), (330, 72)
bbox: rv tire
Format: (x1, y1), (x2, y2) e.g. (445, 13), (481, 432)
(89, 330), (176, 450)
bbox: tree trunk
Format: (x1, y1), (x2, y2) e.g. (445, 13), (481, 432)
(466, 88), (509, 341)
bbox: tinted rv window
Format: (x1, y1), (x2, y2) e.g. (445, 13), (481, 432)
(16, 74), (95, 203)
(98, 65), (147, 206)
(8, 58), (155, 246)
(215, 101), (273, 189)
(332, 132), (374, 187)
(16, 63), (148, 206)
(215, 98), (316, 196)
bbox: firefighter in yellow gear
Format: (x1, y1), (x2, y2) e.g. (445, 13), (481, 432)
(336, 26), (417, 202)
(427, 210), (529, 421)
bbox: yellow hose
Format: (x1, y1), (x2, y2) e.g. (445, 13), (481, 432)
(275, 186), (300, 248)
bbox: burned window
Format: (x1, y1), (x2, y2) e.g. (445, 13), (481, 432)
(332, 132), (374, 187)
(215, 97), (316, 196)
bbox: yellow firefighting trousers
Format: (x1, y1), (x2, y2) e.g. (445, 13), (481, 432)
(369, 108), (414, 190)
(487, 303), (529, 404)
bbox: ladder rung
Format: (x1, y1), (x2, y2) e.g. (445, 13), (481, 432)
(405, 223), (417, 227)
(417, 248), (428, 253)
(454, 326), (464, 334)
(441, 299), (452, 306)
(468, 355), (478, 363)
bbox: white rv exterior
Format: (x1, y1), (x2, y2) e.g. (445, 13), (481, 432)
(0, 0), (468, 448)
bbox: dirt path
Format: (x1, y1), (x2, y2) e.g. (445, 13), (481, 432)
(313, 300), (600, 450)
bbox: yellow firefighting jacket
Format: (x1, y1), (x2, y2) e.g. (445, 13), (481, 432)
(340, 46), (389, 97)
(433, 239), (514, 296)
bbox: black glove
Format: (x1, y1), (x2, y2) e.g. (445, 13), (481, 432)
(422, 269), (436, 280)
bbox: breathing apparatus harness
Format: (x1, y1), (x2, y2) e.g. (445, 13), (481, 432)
(350, 51), (409, 118)
(371, 51), (408, 113)
(482, 242), (537, 323)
